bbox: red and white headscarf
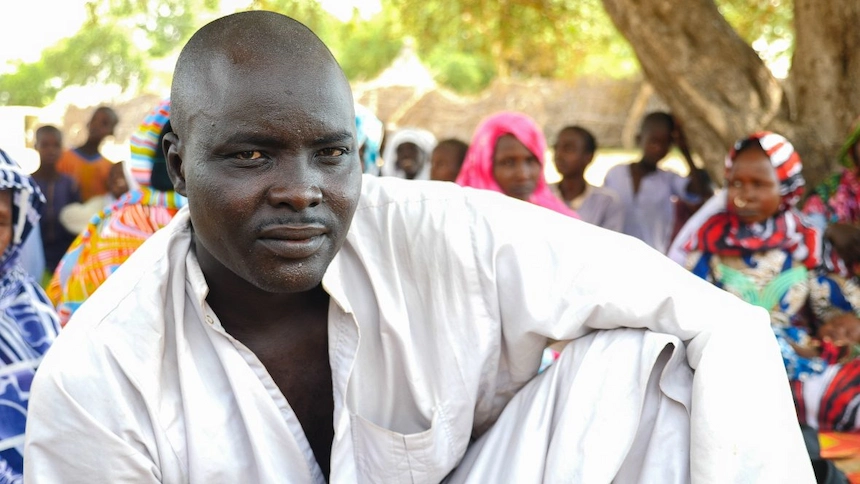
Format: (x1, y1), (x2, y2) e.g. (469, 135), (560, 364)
(456, 111), (576, 217)
(684, 132), (821, 269)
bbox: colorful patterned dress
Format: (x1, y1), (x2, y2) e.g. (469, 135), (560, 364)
(794, 268), (860, 431)
(47, 99), (187, 327)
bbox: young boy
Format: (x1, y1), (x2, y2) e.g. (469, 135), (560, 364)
(430, 138), (469, 182)
(31, 126), (81, 274)
(59, 161), (130, 235)
(551, 126), (624, 231)
(56, 106), (119, 202)
(603, 112), (712, 253)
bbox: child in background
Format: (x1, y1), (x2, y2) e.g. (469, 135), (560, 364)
(31, 126), (81, 274)
(59, 162), (129, 235)
(430, 138), (469, 182)
(603, 112), (712, 253)
(57, 106), (119, 202)
(551, 126), (624, 231)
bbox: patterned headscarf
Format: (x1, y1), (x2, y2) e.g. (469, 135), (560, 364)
(456, 111), (577, 218)
(684, 132), (820, 269)
(49, 100), (187, 326)
(0, 149), (59, 481)
(0, 149), (45, 273)
(380, 128), (437, 179)
(129, 98), (170, 189)
(355, 104), (384, 175)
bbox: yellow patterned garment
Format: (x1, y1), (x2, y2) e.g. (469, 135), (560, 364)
(47, 187), (186, 326)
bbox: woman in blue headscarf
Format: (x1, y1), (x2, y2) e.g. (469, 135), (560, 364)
(355, 103), (384, 175)
(0, 148), (60, 479)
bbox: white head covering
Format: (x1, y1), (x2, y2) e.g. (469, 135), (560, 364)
(380, 128), (437, 179)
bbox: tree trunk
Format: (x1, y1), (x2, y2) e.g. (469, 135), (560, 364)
(601, 0), (860, 188)
(780, 0), (860, 186)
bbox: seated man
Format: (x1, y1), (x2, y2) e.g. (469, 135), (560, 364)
(25, 11), (813, 483)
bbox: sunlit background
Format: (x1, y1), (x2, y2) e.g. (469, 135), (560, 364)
(0, 0), (793, 181)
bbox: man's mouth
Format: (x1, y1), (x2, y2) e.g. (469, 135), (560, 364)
(257, 224), (328, 258)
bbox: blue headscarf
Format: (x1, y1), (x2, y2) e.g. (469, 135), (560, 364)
(355, 104), (384, 174)
(0, 149), (44, 273)
(0, 148), (59, 479)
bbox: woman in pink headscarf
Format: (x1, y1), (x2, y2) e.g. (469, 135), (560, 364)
(456, 112), (577, 217)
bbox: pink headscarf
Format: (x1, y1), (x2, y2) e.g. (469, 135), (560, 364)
(456, 112), (577, 217)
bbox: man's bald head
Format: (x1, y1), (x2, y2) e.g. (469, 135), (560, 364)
(171, 10), (348, 136)
(163, 11), (361, 296)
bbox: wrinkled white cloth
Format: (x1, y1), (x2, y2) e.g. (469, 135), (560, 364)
(25, 176), (813, 483)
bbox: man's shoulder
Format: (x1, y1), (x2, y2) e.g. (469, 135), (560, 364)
(63, 209), (191, 338)
(603, 163), (629, 180)
(357, 175), (469, 208)
(355, 175), (530, 225)
(590, 184), (622, 202)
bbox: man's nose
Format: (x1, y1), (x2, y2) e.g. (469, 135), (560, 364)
(266, 167), (323, 211)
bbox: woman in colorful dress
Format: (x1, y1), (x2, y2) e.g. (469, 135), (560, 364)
(682, 131), (860, 432)
(48, 99), (187, 326)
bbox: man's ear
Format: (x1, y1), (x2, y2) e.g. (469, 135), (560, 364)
(163, 132), (187, 196)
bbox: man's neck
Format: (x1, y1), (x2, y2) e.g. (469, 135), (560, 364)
(558, 175), (587, 201)
(634, 159), (659, 174)
(196, 244), (330, 333)
(76, 140), (102, 158)
(34, 165), (58, 180)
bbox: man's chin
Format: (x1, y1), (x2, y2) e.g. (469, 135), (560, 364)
(251, 269), (326, 294)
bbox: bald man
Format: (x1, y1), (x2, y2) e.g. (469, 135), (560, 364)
(24, 11), (814, 483)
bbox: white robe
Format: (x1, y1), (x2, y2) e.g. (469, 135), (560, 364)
(24, 176), (814, 483)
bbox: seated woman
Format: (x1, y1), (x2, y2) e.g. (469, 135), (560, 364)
(682, 132), (860, 432)
(0, 149), (60, 478)
(456, 111), (576, 218)
(48, 99), (187, 326)
(803, 119), (860, 229)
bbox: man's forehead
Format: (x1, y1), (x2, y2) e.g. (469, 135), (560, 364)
(180, 53), (353, 129)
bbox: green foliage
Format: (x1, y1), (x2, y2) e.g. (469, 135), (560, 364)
(0, 0), (799, 105)
(251, 0), (403, 82)
(0, 0), (217, 107)
(333, 14), (403, 82)
(717, 0), (794, 74)
(427, 49), (496, 94)
(387, 0), (638, 82)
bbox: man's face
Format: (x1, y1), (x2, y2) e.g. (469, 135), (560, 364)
(430, 145), (463, 182)
(167, 57), (362, 294)
(88, 110), (116, 143)
(638, 126), (672, 167)
(395, 142), (423, 179)
(35, 131), (62, 167)
(553, 130), (592, 177)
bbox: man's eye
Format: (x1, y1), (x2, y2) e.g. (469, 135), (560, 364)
(236, 151), (263, 160)
(319, 147), (346, 157)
